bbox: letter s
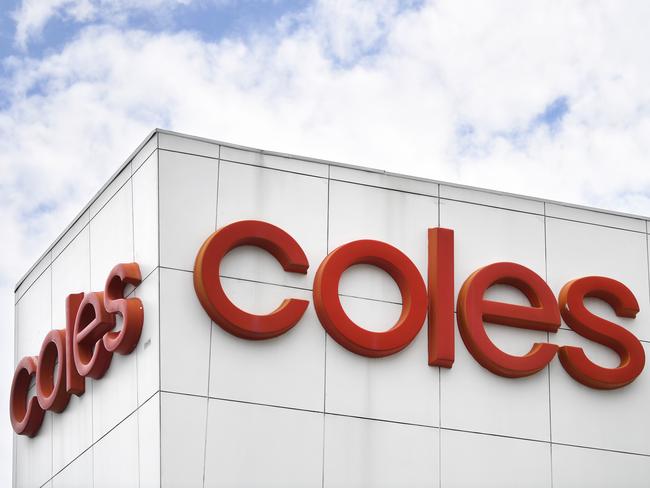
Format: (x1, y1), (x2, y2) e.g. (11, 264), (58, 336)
(558, 276), (645, 389)
(103, 263), (144, 355)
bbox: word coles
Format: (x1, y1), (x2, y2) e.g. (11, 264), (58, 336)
(10, 263), (144, 437)
(194, 221), (645, 392)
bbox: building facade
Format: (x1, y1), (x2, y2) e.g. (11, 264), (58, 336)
(11, 129), (650, 487)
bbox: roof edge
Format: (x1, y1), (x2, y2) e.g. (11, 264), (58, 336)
(14, 129), (158, 292)
(157, 128), (650, 222)
(15, 128), (650, 291)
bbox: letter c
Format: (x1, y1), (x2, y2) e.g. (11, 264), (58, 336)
(10, 356), (45, 437)
(194, 220), (310, 340)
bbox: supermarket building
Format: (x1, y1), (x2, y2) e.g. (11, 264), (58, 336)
(10, 129), (650, 487)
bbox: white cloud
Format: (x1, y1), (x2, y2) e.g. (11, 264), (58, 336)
(3, 0), (650, 484)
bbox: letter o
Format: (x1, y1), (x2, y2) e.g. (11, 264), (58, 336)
(313, 240), (427, 357)
(36, 329), (70, 412)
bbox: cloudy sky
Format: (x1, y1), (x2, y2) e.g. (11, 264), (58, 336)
(2, 0), (650, 483)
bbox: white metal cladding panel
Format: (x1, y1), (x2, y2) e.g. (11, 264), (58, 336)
(51, 447), (92, 488)
(88, 175), (134, 291)
(51, 388), (92, 476)
(216, 160), (329, 289)
(159, 267), (211, 397)
(160, 392), (206, 487)
(324, 297), (438, 426)
(138, 393), (162, 488)
(93, 412), (139, 488)
(135, 269), (160, 405)
(91, 329), (138, 443)
(46, 394), (160, 488)
(549, 330), (650, 455)
(132, 151), (159, 281)
(328, 179), (438, 303)
(208, 278), (326, 412)
(440, 325), (551, 441)
(440, 429), (552, 488)
(50, 225), (90, 332)
(203, 398), (323, 488)
(12, 132), (650, 487)
(158, 150), (218, 271)
(552, 444), (650, 488)
(439, 183), (544, 214)
(439, 198), (546, 308)
(323, 414), (438, 488)
(15, 266), (51, 362)
(14, 412), (52, 487)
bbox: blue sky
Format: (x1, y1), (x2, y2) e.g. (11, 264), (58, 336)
(0, 1), (311, 65)
(2, 1), (650, 485)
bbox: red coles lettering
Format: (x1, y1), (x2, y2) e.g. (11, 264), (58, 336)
(10, 263), (143, 437)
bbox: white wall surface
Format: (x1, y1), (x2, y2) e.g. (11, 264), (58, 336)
(12, 130), (650, 487)
(13, 136), (159, 487)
